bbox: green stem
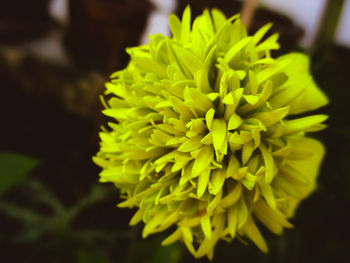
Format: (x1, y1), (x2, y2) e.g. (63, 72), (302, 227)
(311, 0), (345, 67)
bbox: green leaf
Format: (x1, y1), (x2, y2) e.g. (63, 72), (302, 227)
(211, 119), (227, 154)
(76, 248), (112, 263)
(282, 114), (328, 135)
(259, 144), (275, 184)
(277, 137), (326, 217)
(169, 14), (182, 40)
(255, 33), (279, 52)
(178, 136), (203, 152)
(211, 9), (227, 32)
(226, 155), (240, 178)
(252, 107), (289, 127)
(129, 235), (182, 263)
(227, 113), (243, 130)
(253, 198), (292, 235)
(278, 53), (329, 114)
(258, 180), (276, 209)
(200, 215), (212, 239)
(256, 58), (291, 85)
(242, 141), (255, 165)
(197, 168), (211, 197)
(227, 205), (238, 237)
(205, 108), (215, 130)
(184, 87), (213, 112)
(220, 182), (241, 208)
(0, 152), (39, 195)
(209, 168), (226, 195)
(170, 45), (203, 77)
(131, 56), (168, 79)
(237, 197), (248, 228)
(241, 216), (268, 253)
(223, 37), (252, 65)
(192, 145), (214, 177)
(252, 23), (273, 45)
(181, 5), (191, 43)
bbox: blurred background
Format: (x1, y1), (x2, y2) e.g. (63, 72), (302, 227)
(0, 0), (349, 262)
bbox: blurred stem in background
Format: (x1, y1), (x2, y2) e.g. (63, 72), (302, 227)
(241, 0), (259, 29)
(311, 0), (345, 68)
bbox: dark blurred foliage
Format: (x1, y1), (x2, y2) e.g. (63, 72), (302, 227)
(0, 0), (53, 44)
(0, 0), (349, 262)
(65, 0), (153, 72)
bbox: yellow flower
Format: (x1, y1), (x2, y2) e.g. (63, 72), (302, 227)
(94, 6), (329, 259)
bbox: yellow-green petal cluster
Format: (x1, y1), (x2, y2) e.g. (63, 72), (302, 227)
(94, 6), (328, 259)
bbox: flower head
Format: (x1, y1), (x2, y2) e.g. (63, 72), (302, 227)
(94, 6), (328, 259)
